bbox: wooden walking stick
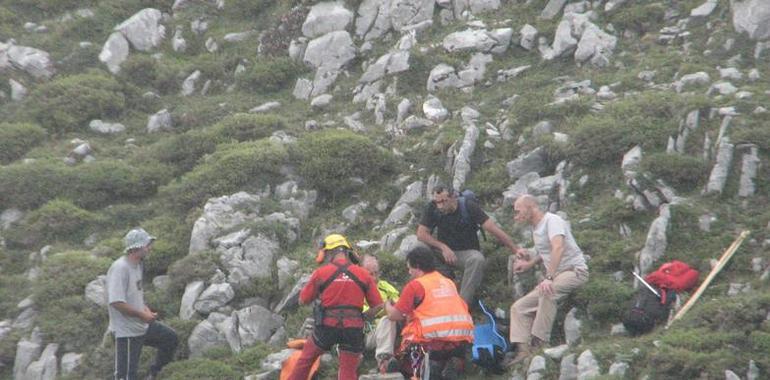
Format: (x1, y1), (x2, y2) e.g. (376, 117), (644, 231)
(666, 230), (750, 328)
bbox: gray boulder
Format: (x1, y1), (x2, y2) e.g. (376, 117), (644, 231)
(608, 361), (629, 377)
(704, 139), (735, 194)
(236, 305), (284, 348)
(675, 72), (711, 92)
(360, 51), (410, 84)
(274, 274), (310, 313)
(180, 281), (205, 320)
(2, 42), (56, 79)
(99, 32), (129, 74)
(393, 234), (425, 259)
(423, 96), (449, 122)
(442, 28), (513, 54)
(303, 31), (356, 71)
(194, 283), (235, 314)
(147, 109), (173, 132)
(390, 0), (434, 31)
(452, 125), (479, 191)
(559, 353), (578, 380)
(18, 343), (58, 380)
(540, 0), (568, 20)
(355, 0), (393, 41)
(189, 192), (261, 254)
(577, 350), (600, 380)
(427, 64), (461, 92)
(731, 0), (770, 41)
(395, 181), (424, 207)
(382, 203), (413, 227)
(89, 120), (125, 134)
(10, 78), (27, 101)
(527, 355), (547, 380)
(520, 24), (539, 50)
(302, 1), (353, 38)
(639, 204), (670, 275)
(738, 145), (759, 197)
(276, 257), (299, 291)
(690, 0), (718, 22)
(115, 8), (166, 52)
(84, 275), (107, 307)
(575, 24), (617, 67)
(60, 352), (83, 376)
(181, 70), (201, 96)
(507, 147), (547, 180)
(564, 308), (582, 346)
(188, 316), (229, 357)
(13, 330), (43, 380)
(172, 27), (187, 52)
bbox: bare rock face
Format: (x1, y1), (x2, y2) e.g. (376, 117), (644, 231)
(115, 8), (166, 52)
(302, 1), (353, 38)
(1, 42), (56, 79)
(390, 0), (435, 32)
(731, 0), (770, 41)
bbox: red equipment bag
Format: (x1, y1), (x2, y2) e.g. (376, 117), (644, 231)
(645, 260), (700, 294)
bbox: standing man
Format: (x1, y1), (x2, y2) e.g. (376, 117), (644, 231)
(288, 234), (383, 380)
(507, 195), (589, 364)
(385, 246), (474, 379)
(106, 228), (178, 380)
(417, 184), (521, 305)
(360, 254), (400, 373)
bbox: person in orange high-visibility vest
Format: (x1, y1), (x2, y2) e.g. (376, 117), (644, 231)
(385, 246), (473, 379)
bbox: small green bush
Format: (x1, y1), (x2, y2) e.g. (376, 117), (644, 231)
(9, 199), (98, 246)
(37, 295), (107, 351)
(225, 0), (275, 19)
(573, 276), (635, 324)
(161, 139), (288, 209)
(0, 122), (47, 163)
(641, 153), (709, 191)
(118, 54), (158, 88)
(212, 113), (286, 142)
(12, 0), (83, 14)
(293, 129), (397, 197)
(238, 57), (304, 93)
(28, 71), (126, 133)
(159, 358), (238, 380)
(140, 215), (193, 276)
(34, 250), (111, 305)
(149, 129), (220, 175)
(0, 159), (171, 210)
(733, 126), (770, 153)
(0, 274), (28, 319)
(167, 251), (219, 293)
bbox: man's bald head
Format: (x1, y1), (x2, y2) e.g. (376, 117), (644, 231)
(362, 254), (380, 280)
(513, 194), (542, 225)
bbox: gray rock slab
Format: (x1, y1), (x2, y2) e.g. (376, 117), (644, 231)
(302, 1), (353, 38)
(115, 8), (166, 51)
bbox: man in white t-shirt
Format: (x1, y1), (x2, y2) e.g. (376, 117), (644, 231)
(506, 195), (589, 365)
(106, 228), (178, 379)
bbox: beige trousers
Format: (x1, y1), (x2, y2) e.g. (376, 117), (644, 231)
(364, 317), (397, 358)
(509, 269), (588, 344)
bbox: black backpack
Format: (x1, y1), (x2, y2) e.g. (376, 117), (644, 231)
(623, 285), (676, 336)
(455, 190), (487, 241)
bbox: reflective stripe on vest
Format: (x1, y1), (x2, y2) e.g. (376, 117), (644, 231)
(402, 271), (474, 345)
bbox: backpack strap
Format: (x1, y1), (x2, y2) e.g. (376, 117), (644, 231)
(317, 262), (369, 295)
(458, 194), (487, 241)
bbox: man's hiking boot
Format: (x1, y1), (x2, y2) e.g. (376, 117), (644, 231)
(502, 337), (545, 368)
(377, 353), (399, 374)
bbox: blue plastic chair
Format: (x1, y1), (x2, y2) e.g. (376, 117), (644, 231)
(471, 300), (508, 372)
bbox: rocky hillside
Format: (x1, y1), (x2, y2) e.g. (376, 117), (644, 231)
(1, 0), (769, 379)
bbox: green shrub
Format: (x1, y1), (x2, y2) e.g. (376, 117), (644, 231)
(8, 199), (98, 246)
(118, 54), (158, 87)
(34, 250), (111, 305)
(159, 358), (238, 380)
(161, 139), (288, 209)
(573, 276), (635, 324)
(0, 122), (47, 163)
(641, 153), (709, 191)
(167, 251), (219, 293)
(37, 295), (107, 351)
(12, 0), (84, 14)
(733, 126), (770, 153)
(212, 113), (286, 142)
(293, 129), (397, 197)
(0, 274), (28, 319)
(225, 0), (275, 19)
(28, 71), (126, 133)
(0, 159), (171, 210)
(607, 2), (665, 34)
(140, 215), (193, 276)
(149, 129), (220, 174)
(238, 57), (304, 93)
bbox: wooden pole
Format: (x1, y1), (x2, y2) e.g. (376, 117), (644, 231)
(666, 230), (750, 328)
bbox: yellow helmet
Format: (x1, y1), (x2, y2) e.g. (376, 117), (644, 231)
(321, 234), (351, 251)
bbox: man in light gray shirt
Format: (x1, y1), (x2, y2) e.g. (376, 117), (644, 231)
(505, 195), (589, 366)
(107, 228), (178, 380)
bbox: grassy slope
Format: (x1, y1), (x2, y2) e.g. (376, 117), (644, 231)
(0, 0), (769, 378)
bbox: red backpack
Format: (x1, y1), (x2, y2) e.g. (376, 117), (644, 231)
(644, 260), (699, 302)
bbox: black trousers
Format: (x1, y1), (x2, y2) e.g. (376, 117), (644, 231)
(114, 321), (178, 380)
